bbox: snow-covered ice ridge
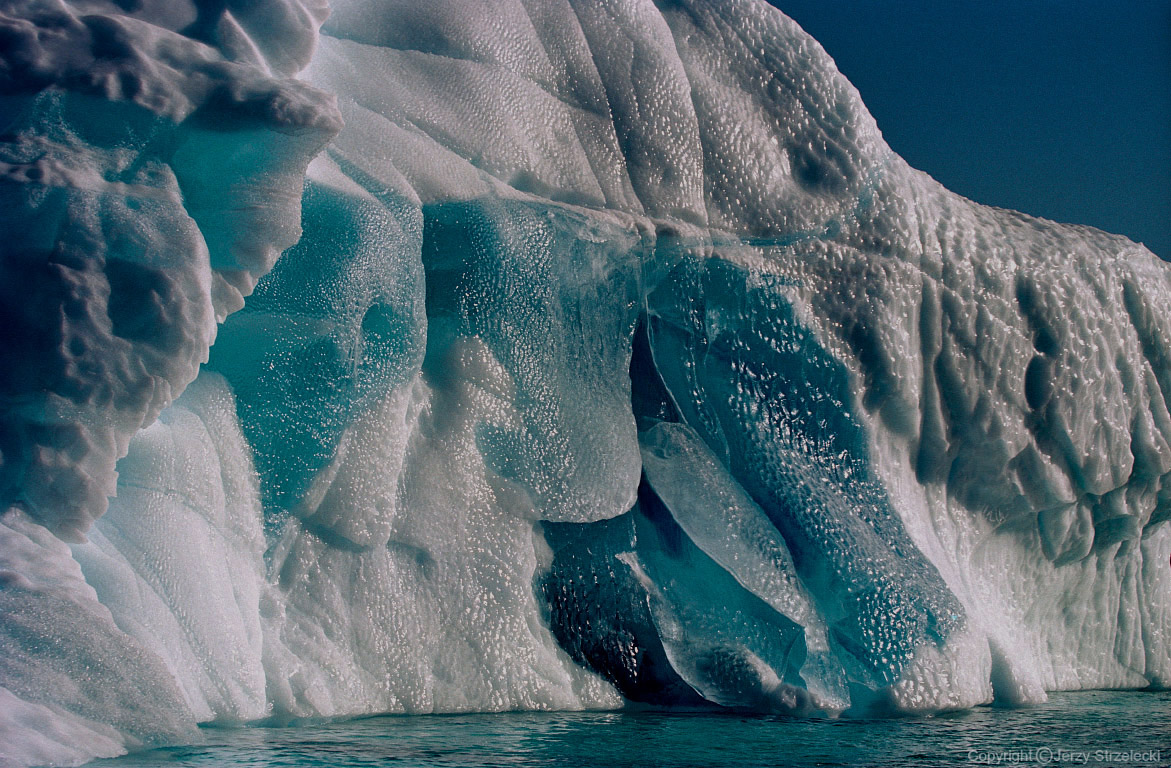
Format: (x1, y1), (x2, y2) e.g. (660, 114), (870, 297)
(1, 0), (1168, 765)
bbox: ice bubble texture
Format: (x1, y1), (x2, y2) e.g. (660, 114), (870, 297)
(1, 0), (1169, 765)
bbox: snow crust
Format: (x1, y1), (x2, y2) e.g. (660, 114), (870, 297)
(1, 0), (1169, 765)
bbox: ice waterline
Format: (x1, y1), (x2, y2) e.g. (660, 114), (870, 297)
(86, 690), (1171, 768)
(1, 0), (1169, 766)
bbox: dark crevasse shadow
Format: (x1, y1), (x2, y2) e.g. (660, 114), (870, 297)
(539, 250), (966, 715)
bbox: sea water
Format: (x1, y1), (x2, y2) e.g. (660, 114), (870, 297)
(91, 691), (1169, 768)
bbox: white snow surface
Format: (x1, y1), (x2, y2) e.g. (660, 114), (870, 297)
(1, 0), (1169, 765)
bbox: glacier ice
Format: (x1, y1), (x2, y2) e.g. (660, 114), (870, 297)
(1, 0), (1170, 764)
(0, 0), (341, 540)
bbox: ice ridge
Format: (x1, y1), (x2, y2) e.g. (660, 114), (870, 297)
(0, 1), (1169, 766)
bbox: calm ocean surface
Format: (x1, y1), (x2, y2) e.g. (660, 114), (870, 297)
(93, 691), (1169, 768)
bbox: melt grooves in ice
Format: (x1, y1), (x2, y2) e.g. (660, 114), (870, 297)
(1, 0), (1169, 765)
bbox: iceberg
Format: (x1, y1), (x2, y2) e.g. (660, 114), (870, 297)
(1, 0), (1168, 764)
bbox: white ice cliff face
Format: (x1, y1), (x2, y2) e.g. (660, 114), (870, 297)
(0, 0), (341, 540)
(1, 0), (1170, 765)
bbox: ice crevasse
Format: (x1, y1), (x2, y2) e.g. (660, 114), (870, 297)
(1, 0), (1170, 764)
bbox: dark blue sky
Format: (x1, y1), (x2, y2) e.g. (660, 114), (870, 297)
(773, 1), (1171, 260)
